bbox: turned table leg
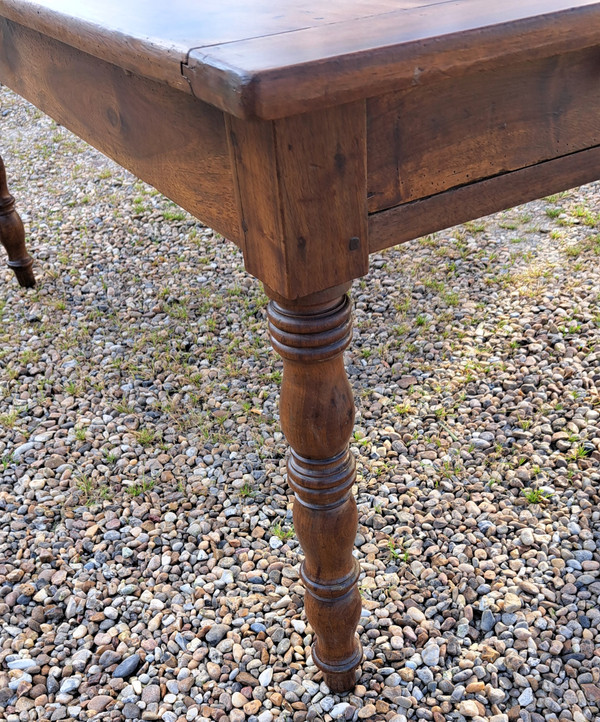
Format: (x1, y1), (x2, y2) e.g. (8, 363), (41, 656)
(267, 285), (362, 692)
(0, 154), (35, 287)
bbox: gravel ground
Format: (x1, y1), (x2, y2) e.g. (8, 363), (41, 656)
(1, 86), (600, 722)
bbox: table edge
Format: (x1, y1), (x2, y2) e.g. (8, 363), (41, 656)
(1, 1), (599, 119)
(184, 3), (600, 119)
(0, 0), (192, 93)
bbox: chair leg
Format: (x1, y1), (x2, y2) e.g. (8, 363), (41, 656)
(0, 154), (35, 287)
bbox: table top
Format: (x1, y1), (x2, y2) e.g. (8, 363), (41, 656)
(1, 0), (599, 118)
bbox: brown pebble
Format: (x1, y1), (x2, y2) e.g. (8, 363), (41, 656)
(87, 695), (114, 712)
(582, 684), (600, 702)
(358, 704), (377, 718)
(236, 671), (259, 687)
(244, 700), (262, 715)
(15, 697), (35, 712)
(466, 682), (485, 694)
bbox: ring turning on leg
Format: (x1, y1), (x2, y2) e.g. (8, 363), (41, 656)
(267, 289), (362, 692)
(0, 154), (35, 287)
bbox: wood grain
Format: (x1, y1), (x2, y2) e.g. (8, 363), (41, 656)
(184, 0), (600, 119)
(368, 146), (600, 252)
(0, 0), (417, 94)
(267, 289), (362, 692)
(0, 18), (240, 243)
(227, 102), (368, 299)
(2, 1), (598, 120)
(368, 47), (600, 212)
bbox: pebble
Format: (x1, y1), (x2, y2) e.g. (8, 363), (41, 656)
(518, 688), (534, 706)
(503, 593), (522, 613)
(459, 701), (483, 717)
(259, 668), (273, 687)
(520, 528), (535, 545)
(481, 609), (496, 632)
(7, 658), (37, 670)
(59, 677), (81, 694)
(421, 644), (440, 667)
(142, 686), (161, 704)
(87, 696), (113, 712)
(112, 655), (142, 679)
(358, 705), (377, 718)
(330, 702), (354, 719)
(407, 607), (426, 624)
(205, 624), (229, 644)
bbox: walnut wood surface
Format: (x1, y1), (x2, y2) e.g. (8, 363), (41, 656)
(227, 102), (368, 299)
(1, 0), (599, 119)
(369, 146), (600, 252)
(0, 0), (413, 95)
(0, 19), (240, 243)
(267, 288), (362, 692)
(0, 153), (35, 287)
(367, 47), (600, 213)
(183, 1), (600, 119)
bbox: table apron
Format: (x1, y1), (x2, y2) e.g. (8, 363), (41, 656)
(367, 46), (600, 226)
(0, 17), (241, 244)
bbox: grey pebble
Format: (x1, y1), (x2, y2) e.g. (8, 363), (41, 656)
(518, 688), (534, 706)
(205, 624), (230, 644)
(421, 644), (440, 667)
(112, 654), (142, 679)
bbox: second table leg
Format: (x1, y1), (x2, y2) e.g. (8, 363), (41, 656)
(0, 154), (35, 287)
(266, 285), (362, 693)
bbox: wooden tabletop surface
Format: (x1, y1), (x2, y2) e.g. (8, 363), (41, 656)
(1, 0), (599, 118)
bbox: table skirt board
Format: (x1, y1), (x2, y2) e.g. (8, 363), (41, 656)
(0, 17), (240, 243)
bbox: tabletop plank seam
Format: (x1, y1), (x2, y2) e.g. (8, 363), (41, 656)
(181, 0), (456, 54)
(182, 2), (600, 119)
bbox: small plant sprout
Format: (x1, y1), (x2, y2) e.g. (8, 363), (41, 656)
(127, 477), (154, 496)
(75, 473), (94, 504)
(353, 431), (370, 446)
(103, 449), (118, 464)
(272, 521), (294, 541)
(567, 444), (591, 462)
(1, 452), (15, 470)
(136, 427), (157, 446)
(388, 537), (410, 563)
(522, 488), (550, 504)
(239, 481), (255, 498)
(388, 538), (399, 559)
(0, 410), (19, 429)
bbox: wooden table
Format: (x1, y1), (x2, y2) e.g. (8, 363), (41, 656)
(1, 0), (599, 692)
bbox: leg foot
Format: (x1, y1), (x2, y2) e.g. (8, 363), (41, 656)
(267, 287), (362, 693)
(0, 154), (35, 287)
